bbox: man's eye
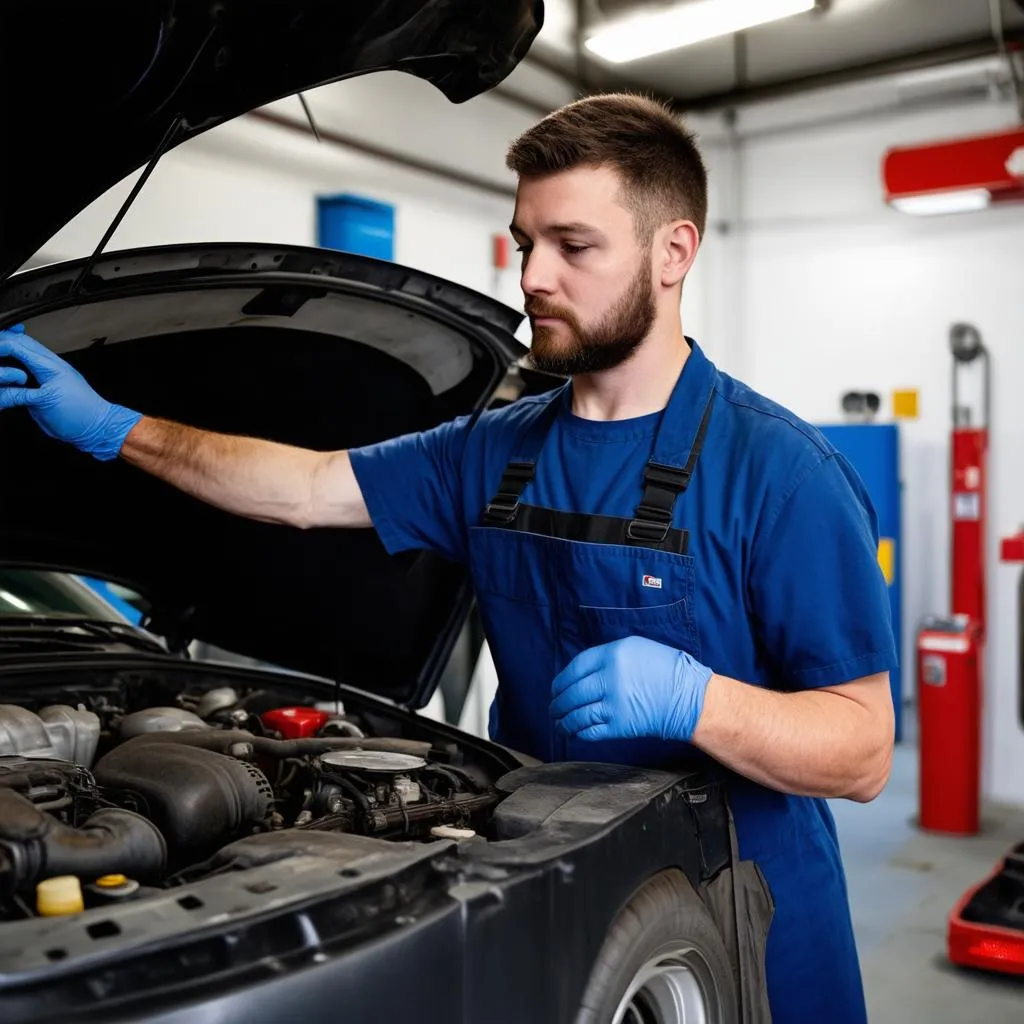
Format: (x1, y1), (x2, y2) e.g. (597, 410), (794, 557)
(562, 244), (588, 256)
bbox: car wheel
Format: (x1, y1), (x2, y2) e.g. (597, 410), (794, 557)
(576, 869), (739, 1024)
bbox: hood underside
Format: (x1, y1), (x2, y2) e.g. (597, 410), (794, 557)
(1, 0), (543, 278)
(0, 244), (529, 706)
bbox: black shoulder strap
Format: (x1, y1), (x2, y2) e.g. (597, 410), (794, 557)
(628, 391), (716, 543)
(482, 389), (564, 525)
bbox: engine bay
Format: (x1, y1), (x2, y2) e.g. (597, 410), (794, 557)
(0, 666), (509, 923)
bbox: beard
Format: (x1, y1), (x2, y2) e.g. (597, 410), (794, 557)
(524, 258), (656, 376)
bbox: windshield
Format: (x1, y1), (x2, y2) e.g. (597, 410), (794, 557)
(0, 568), (145, 623)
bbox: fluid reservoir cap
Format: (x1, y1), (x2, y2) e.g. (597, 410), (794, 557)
(91, 874), (140, 898)
(37, 876), (84, 916)
(261, 706), (331, 739)
(430, 825), (477, 840)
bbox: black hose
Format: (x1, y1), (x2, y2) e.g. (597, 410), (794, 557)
(328, 774), (373, 821)
(423, 763), (485, 793)
(0, 788), (167, 890)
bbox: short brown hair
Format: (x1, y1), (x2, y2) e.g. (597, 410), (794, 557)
(505, 93), (708, 245)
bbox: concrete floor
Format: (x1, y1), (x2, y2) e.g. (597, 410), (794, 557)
(829, 714), (1024, 1022)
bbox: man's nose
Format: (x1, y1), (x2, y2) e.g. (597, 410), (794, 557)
(520, 247), (557, 296)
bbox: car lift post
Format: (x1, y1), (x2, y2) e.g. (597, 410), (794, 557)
(917, 325), (989, 836)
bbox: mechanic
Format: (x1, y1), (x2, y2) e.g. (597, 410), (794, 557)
(0, 93), (896, 1023)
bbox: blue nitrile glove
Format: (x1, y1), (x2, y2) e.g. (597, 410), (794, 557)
(0, 325), (142, 461)
(550, 635), (714, 743)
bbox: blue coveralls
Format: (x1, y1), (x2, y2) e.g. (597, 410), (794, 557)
(350, 338), (898, 1023)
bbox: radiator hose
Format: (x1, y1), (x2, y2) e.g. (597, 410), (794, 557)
(0, 788), (167, 891)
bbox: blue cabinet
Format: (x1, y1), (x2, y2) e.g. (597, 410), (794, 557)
(316, 193), (395, 261)
(817, 423), (904, 741)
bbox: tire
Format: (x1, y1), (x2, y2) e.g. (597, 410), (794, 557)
(575, 870), (739, 1024)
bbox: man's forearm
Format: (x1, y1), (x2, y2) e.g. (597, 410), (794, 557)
(691, 672), (894, 802)
(119, 416), (365, 529)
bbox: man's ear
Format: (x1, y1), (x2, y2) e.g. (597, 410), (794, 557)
(660, 220), (700, 288)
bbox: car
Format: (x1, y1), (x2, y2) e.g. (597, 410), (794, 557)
(0, 2), (773, 1022)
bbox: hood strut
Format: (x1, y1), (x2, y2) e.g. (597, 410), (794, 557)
(68, 16), (222, 296)
(70, 114), (184, 298)
(297, 94), (322, 143)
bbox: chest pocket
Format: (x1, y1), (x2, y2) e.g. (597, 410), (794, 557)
(576, 553), (701, 661)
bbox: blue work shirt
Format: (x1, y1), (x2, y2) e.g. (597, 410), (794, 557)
(350, 338), (898, 1022)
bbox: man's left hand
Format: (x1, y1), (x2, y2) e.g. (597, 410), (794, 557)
(550, 635), (713, 743)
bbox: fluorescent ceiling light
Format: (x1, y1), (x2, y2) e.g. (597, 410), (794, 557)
(889, 188), (991, 216)
(585, 0), (817, 64)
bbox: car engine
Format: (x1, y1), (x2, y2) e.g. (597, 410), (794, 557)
(0, 680), (502, 920)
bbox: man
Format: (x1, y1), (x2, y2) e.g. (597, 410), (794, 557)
(0, 93), (895, 1022)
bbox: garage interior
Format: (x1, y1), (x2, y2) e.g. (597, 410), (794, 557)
(11, 0), (1024, 1020)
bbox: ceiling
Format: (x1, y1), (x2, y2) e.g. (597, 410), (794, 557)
(519, 0), (1024, 109)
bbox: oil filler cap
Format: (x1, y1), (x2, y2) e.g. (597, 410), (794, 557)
(36, 876), (84, 916)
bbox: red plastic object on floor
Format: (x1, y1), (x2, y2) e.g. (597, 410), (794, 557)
(916, 616), (984, 834)
(946, 531), (1024, 976)
(948, 842), (1024, 976)
(261, 706), (330, 739)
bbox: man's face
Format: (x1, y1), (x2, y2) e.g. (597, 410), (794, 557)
(510, 165), (656, 376)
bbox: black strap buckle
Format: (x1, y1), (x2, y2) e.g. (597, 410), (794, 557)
(626, 518), (671, 543)
(484, 494), (521, 524)
(483, 460), (535, 524)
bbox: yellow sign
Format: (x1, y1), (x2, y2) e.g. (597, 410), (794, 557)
(892, 389), (918, 419)
(878, 537), (895, 585)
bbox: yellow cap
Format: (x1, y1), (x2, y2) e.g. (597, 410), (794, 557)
(95, 874), (128, 889)
(36, 876), (84, 916)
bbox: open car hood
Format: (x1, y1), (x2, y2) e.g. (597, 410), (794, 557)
(1, 0), (543, 279)
(0, 1), (544, 705)
(0, 245), (531, 706)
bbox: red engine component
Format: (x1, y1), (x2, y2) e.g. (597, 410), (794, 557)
(261, 706), (330, 740)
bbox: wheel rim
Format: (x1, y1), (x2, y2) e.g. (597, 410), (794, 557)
(612, 945), (722, 1024)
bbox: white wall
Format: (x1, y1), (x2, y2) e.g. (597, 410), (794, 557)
(697, 85), (1024, 805)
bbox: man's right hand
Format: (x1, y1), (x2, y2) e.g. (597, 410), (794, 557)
(0, 325), (142, 461)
